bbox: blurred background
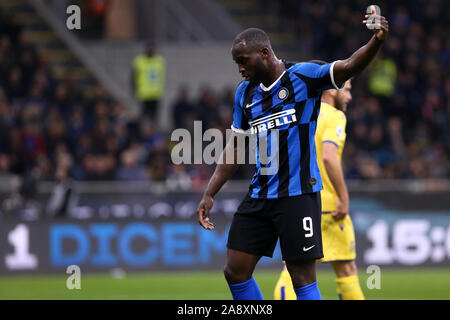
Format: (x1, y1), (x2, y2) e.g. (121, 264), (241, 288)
(0, 0), (449, 299)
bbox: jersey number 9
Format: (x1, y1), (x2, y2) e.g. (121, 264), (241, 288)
(303, 217), (314, 238)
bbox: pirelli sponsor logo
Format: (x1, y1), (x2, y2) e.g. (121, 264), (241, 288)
(249, 109), (297, 134)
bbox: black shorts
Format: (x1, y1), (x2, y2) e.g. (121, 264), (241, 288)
(227, 192), (323, 261)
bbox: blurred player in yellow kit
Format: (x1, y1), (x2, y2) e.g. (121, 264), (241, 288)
(274, 79), (365, 300)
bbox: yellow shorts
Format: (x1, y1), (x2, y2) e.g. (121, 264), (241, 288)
(317, 213), (356, 263)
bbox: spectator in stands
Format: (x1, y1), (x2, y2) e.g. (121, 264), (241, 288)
(45, 107), (68, 157)
(197, 86), (221, 130)
(140, 119), (164, 155)
(116, 149), (148, 181)
(81, 152), (117, 180)
(166, 163), (192, 191)
(147, 147), (169, 182)
(6, 66), (26, 101)
(74, 0), (110, 38)
(46, 152), (79, 217)
(172, 85), (195, 130)
(0, 0), (447, 190)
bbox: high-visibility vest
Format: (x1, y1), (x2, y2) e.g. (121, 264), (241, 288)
(133, 54), (165, 101)
(368, 58), (397, 97)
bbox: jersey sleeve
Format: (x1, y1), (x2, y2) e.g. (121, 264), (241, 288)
(290, 61), (344, 95)
(231, 82), (250, 133)
(322, 111), (347, 149)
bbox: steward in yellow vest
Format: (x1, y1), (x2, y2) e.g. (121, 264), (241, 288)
(132, 45), (165, 119)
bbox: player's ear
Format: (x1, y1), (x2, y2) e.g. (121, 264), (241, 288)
(323, 88), (337, 97)
(331, 89), (339, 100)
(259, 47), (270, 60)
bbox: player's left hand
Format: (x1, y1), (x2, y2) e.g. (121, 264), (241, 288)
(363, 5), (389, 41)
(331, 197), (348, 220)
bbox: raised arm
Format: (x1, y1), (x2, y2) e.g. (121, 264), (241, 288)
(333, 6), (389, 85)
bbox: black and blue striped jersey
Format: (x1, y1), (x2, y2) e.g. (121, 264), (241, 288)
(231, 61), (342, 199)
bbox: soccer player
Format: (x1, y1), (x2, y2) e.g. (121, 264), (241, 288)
(197, 8), (388, 300)
(274, 79), (366, 300)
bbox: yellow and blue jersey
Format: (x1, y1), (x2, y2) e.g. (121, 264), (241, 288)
(231, 61), (342, 199)
(315, 102), (356, 263)
(315, 102), (347, 212)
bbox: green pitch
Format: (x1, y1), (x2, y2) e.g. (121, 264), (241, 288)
(0, 268), (449, 300)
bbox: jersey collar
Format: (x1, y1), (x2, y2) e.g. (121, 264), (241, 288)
(260, 66), (286, 92)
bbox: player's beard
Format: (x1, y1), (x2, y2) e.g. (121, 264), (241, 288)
(252, 61), (269, 85)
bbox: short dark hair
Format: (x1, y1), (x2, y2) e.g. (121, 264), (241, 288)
(232, 28), (271, 50)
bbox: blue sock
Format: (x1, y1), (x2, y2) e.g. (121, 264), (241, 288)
(227, 276), (264, 300)
(294, 281), (322, 300)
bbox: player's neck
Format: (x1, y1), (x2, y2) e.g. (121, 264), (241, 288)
(321, 98), (335, 108)
(262, 59), (285, 88)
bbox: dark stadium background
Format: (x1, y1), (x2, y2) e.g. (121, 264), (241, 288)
(0, 0), (448, 300)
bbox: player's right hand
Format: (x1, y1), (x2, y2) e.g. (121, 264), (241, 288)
(363, 5), (389, 41)
(197, 194), (215, 230)
(331, 197), (349, 220)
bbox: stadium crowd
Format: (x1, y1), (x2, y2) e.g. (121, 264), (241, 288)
(274, 0), (449, 179)
(0, 0), (448, 195)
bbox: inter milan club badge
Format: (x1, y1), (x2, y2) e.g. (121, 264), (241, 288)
(278, 87), (288, 100)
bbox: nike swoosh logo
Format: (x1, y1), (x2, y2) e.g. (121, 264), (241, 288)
(303, 245), (315, 252)
(245, 101), (258, 108)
